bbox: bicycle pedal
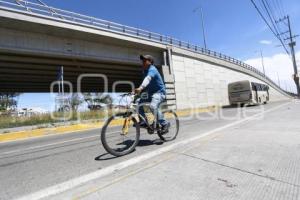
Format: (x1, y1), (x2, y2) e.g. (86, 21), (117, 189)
(120, 132), (128, 136)
(159, 129), (169, 135)
(147, 128), (154, 134)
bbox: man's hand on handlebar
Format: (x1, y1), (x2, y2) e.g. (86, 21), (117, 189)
(133, 87), (143, 94)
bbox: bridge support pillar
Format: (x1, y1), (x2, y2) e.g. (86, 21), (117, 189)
(161, 49), (177, 110)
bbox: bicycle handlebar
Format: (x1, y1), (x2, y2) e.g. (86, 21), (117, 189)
(119, 92), (134, 97)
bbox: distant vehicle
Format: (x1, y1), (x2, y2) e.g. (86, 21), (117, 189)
(84, 93), (113, 110)
(13, 107), (48, 117)
(87, 103), (108, 110)
(228, 80), (269, 105)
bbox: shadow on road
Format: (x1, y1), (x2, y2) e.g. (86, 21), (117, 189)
(222, 104), (257, 109)
(95, 139), (164, 160)
(138, 139), (164, 146)
(94, 153), (117, 161)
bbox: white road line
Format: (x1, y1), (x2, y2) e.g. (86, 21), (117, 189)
(0, 131), (120, 156)
(0, 135), (99, 156)
(14, 102), (291, 200)
(0, 127), (101, 145)
(0, 119), (197, 156)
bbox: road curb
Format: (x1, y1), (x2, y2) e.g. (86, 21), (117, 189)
(0, 107), (216, 143)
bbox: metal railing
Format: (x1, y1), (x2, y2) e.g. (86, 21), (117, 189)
(0, 0), (288, 94)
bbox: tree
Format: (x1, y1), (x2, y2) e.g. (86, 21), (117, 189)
(83, 93), (113, 110)
(69, 93), (83, 111)
(0, 93), (21, 112)
(95, 93), (113, 105)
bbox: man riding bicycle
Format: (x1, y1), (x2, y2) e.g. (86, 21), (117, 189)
(101, 55), (178, 156)
(134, 54), (170, 133)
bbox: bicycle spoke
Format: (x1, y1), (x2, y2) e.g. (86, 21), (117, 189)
(158, 110), (179, 141)
(101, 116), (140, 156)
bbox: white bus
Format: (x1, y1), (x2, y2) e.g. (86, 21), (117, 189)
(228, 80), (269, 105)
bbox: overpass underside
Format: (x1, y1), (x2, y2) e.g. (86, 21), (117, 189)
(0, 8), (167, 93)
(0, 52), (142, 93)
(0, 3), (290, 109)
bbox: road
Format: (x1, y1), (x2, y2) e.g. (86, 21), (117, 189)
(0, 100), (299, 200)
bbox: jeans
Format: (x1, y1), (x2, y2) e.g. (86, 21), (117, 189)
(138, 92), (168, 126)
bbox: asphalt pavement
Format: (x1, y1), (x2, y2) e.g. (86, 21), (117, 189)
(0, 100), (299, 200)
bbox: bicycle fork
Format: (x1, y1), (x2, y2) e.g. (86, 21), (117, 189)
(121, 117), (131, 135)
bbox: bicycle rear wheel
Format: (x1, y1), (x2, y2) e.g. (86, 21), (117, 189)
(158, 110), (179, 141)
(101, 115), (140, 157)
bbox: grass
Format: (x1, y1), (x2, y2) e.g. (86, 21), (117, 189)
(0, 110), (112, 129)
(0, 106), (217, 130)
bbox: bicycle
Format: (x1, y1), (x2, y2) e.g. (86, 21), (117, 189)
(101, 92), (179, 157)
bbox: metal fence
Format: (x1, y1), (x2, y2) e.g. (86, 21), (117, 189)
(0, 0), (287, 94)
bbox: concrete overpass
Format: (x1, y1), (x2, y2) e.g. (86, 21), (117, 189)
(0, 0), (291, 109)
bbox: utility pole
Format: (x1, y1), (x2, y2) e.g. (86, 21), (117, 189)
(277, 16), (300, 97)
(193, 5), (207, 49)
(287, 16), (300, 97)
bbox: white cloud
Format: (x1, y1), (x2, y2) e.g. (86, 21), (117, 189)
(244, 51), (300, 93)
(259, 40), (272, 45)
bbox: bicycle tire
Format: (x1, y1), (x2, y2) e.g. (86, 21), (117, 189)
(158, 110), (179, 141)
(101, 115), (140, 157)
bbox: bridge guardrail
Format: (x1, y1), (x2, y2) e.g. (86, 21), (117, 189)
(0, 0), (290, 96)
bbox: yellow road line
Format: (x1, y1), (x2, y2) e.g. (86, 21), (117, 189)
(0, 122), (102, 143)
(0, 107), (217, 143)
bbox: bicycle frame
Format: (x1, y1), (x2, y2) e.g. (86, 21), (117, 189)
(118, 93), (161, 134)
(101, 93), (179, 156)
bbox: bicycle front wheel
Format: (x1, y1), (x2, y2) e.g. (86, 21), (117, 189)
(101, 115), (140, 157)
(158, 110), (179, 141)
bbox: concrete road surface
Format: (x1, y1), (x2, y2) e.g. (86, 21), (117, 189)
(0, 100), (299, 200)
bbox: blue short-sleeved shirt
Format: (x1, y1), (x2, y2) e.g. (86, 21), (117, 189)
(143, 65), (166, 95)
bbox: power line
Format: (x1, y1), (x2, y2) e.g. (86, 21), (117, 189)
(271, 0), (282, 17)
(265, 0), (290, 44)
(250, 0), (290, 54)
(276, 15), (300, 97)
(275, 0), (286, 17)
(263, 0), (289, 48)
(261, 0), (281, 36)
(265, 0), (278, 21)
(264, 0), (287, 37)
(250, 0), (299, 96)
(271, 0), (289, 38)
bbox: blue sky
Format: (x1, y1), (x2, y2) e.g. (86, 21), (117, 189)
(18, 0), (300, 110)
(40, 0), (300, 58)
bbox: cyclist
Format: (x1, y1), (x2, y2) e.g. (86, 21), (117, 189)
(134, 54), (170, 133)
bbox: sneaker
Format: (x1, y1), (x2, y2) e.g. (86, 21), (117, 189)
(160, 122), (170, 134)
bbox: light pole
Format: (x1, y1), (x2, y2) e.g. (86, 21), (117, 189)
(254, 50), (266, 77)
(260, 50), (266, 78)
(284, 80), (288, 91)
(193, 5), (207, 49)
(276, 72), (281, 88)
